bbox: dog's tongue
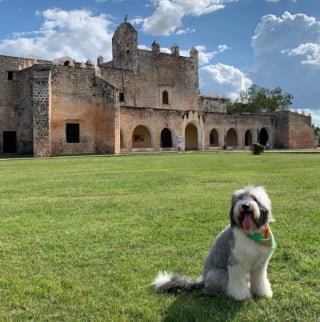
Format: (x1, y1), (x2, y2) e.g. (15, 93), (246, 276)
(242, 214), (252, 230)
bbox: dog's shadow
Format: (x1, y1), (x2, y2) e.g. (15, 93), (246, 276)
(162, 291), (243, 322)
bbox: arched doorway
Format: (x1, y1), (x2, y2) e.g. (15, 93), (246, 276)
(132, 126), (152, 148)
(226, 128), (237, 146)
(210, 129), (219, 147)
(185, 123), (198, 150)
(259, 128), (269, 146)
(245, 130), (252, 146)
(161, 128), (172, 148)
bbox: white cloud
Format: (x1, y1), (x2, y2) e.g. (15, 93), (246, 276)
(0, 8), (114, 62)
(142, 0), (238, 35)
(196, 44), (231, 64)
(282, 43), (320, 65)
(250, 11), (320, 113)
(176, 27), (195, 35)
(200, 63), (252, 99)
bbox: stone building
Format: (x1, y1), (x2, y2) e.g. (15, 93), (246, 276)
(0, 22), (314, 157)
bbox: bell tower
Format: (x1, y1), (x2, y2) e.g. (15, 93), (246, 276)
(112, 22), (138, 72)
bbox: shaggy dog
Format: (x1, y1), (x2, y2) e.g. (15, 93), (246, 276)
(152, 185), (276, 301)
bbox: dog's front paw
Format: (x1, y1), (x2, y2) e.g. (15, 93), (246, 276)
(251, 279), (273, 298)
(227, 286), (251, 301)
(230, 291), (251, 301)
(253, 287), (273, 298)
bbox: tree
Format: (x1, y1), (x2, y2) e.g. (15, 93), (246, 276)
(269, 86), (293, 111)
(229, 84), (293, 113)
(312, 124), (320, 136)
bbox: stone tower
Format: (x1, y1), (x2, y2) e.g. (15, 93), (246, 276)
(112, 22), (138, 72)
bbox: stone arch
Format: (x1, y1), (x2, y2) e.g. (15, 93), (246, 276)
(259, 128), (270, 146)
(226, 128), (238, 146)
(245, 130), (253, 146)
(161, 128), (173, 148)
(132, 125), (152, 148)
(185, 123), (198, 150)
(210, 128), (219, 147)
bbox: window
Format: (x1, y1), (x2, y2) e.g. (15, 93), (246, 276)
(66, 123), (80, 143)
(7, 71), (15, 80)
(119, 92), (124, 102)
(3, 131), (17, 153)
(162, 91), (169, 104)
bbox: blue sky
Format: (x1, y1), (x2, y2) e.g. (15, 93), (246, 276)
(1, 0), (319, 125)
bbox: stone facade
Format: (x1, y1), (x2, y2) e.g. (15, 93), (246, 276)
(0, 22), (314, 157)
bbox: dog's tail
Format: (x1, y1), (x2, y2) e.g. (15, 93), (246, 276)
(152, 271), (204, 294)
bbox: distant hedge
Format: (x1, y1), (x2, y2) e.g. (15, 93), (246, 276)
(251, 143), (265, 155)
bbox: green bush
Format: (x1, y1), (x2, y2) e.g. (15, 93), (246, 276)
(251, 143), (265, 155)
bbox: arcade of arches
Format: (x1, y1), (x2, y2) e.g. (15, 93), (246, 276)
(121, 125), (271, 151)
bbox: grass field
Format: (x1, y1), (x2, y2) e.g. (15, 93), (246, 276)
(0, 152), (319, 321)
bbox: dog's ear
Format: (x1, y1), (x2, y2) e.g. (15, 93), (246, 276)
(256, 186), (274, 222)
(258, 206), (275, 226)
(229, 206), (236, 226)
(230, 189), (242, 226)
(231, 189), (243, 205)
(258, 206), (269, 226)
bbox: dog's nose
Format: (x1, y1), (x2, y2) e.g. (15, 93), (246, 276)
(242, 204), (250, 210)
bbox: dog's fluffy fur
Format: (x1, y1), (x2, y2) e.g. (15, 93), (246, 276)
(152, 185), (276, 301)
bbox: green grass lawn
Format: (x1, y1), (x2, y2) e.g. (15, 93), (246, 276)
(0, 152), (319, 321)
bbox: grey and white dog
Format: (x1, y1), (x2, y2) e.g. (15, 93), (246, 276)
(152, 185), (276, 301)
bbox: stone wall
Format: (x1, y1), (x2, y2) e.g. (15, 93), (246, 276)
(16, 68), (34, 154)
(288, 111), (314, 148)
(203, 112), (273, 148)
(100, 49), (199, 111)
(49, 65), (118, 156)
(32, 67), (52, 157)
(0, 56), (50, 154)
(120, 106), (183, 151)
(118, 108), (315, 152)
(198, 95), (228, 113)
(102, 22), (199, 112)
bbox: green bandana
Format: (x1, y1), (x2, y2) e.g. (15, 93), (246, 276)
(247, 224), (276, 248)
